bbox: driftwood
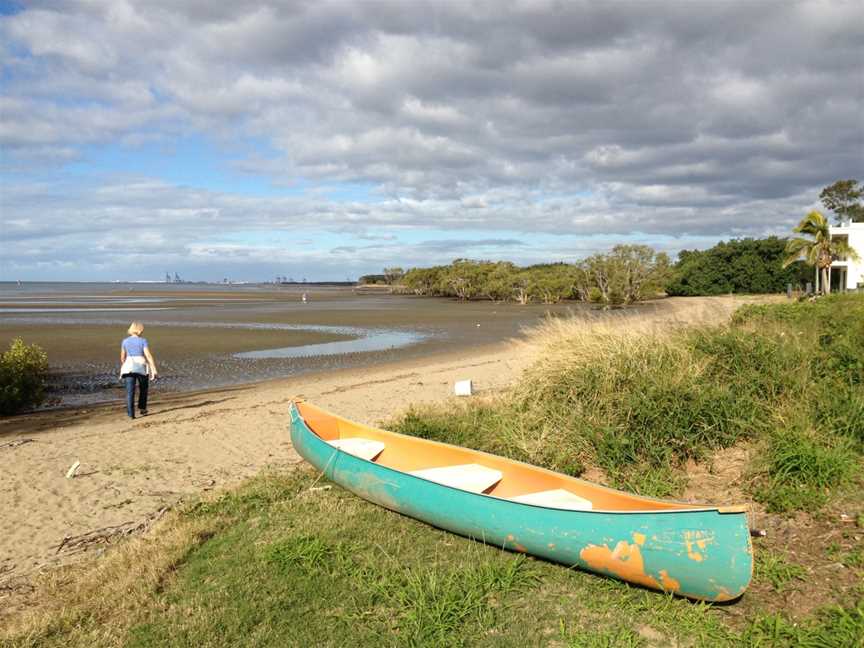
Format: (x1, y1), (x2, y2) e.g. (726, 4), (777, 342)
(102, 498), (134, 510)
(55, 506), (170, 554)
(65, 460), (81, 479)
(0, 439), (35, 450)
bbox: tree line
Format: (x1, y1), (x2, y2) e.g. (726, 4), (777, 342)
(383, 237), (817, 305)
(395, 245), (672, 306)
(359, 179), (863, 304)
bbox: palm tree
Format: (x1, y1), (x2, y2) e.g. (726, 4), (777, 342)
(783, 210), (860, 294)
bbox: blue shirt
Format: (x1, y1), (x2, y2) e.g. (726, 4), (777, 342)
(122, 336), (148, 356)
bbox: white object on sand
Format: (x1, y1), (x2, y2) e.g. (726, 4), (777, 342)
(454, 379), (473, 396)
(65, 460), (81, 479)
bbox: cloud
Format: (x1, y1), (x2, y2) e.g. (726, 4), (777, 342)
(0, 1), (861, 279)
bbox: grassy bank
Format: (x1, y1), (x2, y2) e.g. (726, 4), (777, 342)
(3, 296), (862, 647)
(395, 294), (864, 509)
(3, 468), (861, 647)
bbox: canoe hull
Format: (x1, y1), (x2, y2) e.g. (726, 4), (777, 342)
(289, 403), (752, 601)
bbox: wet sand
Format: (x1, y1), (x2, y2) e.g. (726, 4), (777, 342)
(0, 285), (578, 406)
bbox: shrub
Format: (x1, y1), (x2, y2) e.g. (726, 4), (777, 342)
(667, 236), (810, 296)
(0, 338), (49, 415)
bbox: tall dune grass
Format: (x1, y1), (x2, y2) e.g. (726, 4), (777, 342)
(393, 294), (864, 506)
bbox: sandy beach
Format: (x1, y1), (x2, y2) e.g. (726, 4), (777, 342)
(0, 340), (535, 587)
(0, 295), (766, 598)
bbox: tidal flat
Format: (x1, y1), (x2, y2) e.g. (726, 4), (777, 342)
(0, 283), (581, 407)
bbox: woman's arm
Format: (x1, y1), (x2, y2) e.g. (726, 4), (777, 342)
(143, 347), (158, 379)
(120, 346), (127, 363)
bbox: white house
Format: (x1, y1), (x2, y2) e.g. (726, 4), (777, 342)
(829, 221), (864, 291)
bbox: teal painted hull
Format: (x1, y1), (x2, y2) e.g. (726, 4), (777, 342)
(289, 404), (752, 601)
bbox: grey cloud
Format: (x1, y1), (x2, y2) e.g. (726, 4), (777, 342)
(1, 0), (862, 279)
(415, 239), (526, 252)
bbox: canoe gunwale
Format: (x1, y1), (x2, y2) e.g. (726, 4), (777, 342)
(290, 401), (749, 517)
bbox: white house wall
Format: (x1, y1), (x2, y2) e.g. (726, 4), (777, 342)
(830, 223), (864, 290)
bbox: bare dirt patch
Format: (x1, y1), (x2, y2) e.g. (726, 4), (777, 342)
(683, 443), (863, 626)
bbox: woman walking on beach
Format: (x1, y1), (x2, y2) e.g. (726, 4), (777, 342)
(120, 321), (158, 419)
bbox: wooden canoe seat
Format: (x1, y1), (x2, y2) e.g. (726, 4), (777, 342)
(328, 438), (386, 461)
(509, 489), (593, 511)
(409, 463), (503, 493)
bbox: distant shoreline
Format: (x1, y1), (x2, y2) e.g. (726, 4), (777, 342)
(0, 280), (361, 287)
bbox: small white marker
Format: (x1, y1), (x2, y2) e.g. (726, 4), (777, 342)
(455, 379), (473, 396)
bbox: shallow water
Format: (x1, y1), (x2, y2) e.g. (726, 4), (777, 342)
(235, 329), (428, 359)
(0, 307), (174, 312)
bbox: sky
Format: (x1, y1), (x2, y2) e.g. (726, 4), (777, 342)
(1, 0), (862, 282)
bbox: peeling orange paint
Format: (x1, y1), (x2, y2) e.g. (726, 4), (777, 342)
(659, 570), (680, 591)
(712, 583), (747, 602)
(714, 587), (735, 601)
(580, 541), (679, 593)
(514, 543), (527, 553)
(506, 534), (514, 542)
(632, 532), (646, 546)
(684, 531), (714, 562)
(547, 543), (556, 549)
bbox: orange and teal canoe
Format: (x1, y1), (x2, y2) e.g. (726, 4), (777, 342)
(290, 400), (753, 601)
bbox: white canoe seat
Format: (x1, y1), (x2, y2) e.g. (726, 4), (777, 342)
(328, 438), (386, 461)
(409, 463), (503, 494)
(509, 489), (593, 511)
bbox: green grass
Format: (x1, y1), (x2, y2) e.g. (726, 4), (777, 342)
(742, 599), (864, 648)
(5, 468), (864, 647)
(754, 549), (807, 592)
(842, 547), (863, 569)
(115, 474), (544, 648)
(828, 541), (864, 570)
(559, 625), (645, 647)
(755, 428), (858, 513)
